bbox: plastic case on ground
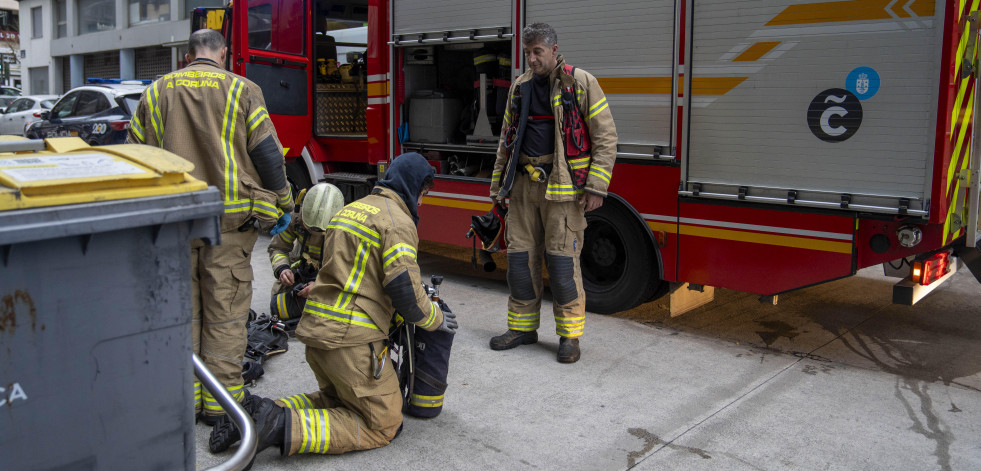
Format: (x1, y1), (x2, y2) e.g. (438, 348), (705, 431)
(0, 137), (222, 471)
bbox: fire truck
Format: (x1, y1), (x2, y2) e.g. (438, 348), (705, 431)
(192, 0), (981, 315)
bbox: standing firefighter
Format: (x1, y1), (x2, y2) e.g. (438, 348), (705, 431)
(210, 152), (458, 457)
(268, 183), (346, 330)
(489, 23), (617, 363)
(127, 29), (293, 423)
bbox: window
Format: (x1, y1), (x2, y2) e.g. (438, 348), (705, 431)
(184, 0), (224, 21)
(6, 99), (32, 113)
(55, 0), (67, 38)
(248, 0), (305, 55)
(74, 91), (111, 116)
(78, 0), (116, 34)
(51, 92), (79, 119)
(31, 7), (42, 38)
(130, 0), (170, 25)
(40, 100), (57, 109)
(29, 67), (49, 94)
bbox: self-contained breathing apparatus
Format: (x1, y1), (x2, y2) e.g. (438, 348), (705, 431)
(386, 275), (455, 418)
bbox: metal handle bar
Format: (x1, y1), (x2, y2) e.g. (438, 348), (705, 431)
(194, 353), (258, 471)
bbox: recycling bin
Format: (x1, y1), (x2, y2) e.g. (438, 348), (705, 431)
(0, 138), (222, 470)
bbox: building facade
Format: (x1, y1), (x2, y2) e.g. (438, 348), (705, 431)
(0, 0), (21, 90)
(18, 0), (223, 94)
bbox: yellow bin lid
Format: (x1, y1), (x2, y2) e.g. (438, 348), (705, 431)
(0, 137), (208, 211)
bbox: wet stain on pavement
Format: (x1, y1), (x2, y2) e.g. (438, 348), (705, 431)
(755, 320), (800, 346)
(802, 364), (835, 375)
(626, 428), (711, 467)
(896, 379), (954, 471)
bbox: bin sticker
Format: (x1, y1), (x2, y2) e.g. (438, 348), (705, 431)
(0, 153), (146, 182)
(1, 382), (28, 407)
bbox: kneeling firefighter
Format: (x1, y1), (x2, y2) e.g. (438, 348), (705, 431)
(210, 152), (458, 457)
(268, 183), (346, 330)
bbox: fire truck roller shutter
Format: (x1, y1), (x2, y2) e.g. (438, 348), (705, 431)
(582, 193), (665, 314)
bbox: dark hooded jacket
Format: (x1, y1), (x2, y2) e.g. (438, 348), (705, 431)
(374, 152), (433, 225)
(296, 152), (443, 349)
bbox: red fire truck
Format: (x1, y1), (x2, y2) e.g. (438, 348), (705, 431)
(193, 0), (981, 314)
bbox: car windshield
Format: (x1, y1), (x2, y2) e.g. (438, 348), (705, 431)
(41, 100), (56, 109)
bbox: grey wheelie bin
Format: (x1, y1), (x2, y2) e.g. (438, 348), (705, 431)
(0, 138), (223, 470)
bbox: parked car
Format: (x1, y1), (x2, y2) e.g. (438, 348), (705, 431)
(0, 87), (23, 112)
(26, 84), (146, 145)
(0, 95), (60, 136)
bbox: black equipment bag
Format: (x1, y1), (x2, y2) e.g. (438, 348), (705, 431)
(242, 310), (289, 384)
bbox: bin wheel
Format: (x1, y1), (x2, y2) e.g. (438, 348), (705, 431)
(582, 200), (662, 314)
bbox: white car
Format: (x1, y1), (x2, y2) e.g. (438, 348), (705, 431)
(0, 95), (60, 136)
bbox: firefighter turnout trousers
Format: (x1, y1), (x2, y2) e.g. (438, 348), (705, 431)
(191, 227), (259, 417)
(505, 155), (587, 338)
(275, 343), (403, 455)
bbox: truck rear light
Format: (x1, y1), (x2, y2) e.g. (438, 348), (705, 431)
(109, 120), (130, 131)
(911, 251), (952, 286)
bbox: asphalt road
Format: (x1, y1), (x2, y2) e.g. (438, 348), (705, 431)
(195, 236), (981, 470)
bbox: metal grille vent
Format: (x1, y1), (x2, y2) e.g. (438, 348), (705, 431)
(135, 47), (172, 80)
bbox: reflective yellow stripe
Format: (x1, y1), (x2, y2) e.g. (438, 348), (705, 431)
(383, 243), (417, 268)
(474, 54), (496, 65)
(587, 97), (609, 119)
(222, 78), (244, 201)
(338, 242), (370, 308)
(555, 315), (585, 336)
(202, 384), (244, 412)
(300, 410), (311, 453)
(306, 244), (322, 255)
(546, 184), (583, 196)
(304, 299), (381, 330)
(247, 107), (269, 136)
(278, 188), (293, 205)
(130, 116), (145, 142)
(588, 166), (612, 184)
(280, 231), (297, 244)
(568, 156), (590, 170)
(508, 311), (539, 331)
(272, 254), (289, 264)
(410, 394), (444, 408)
(327, 217), (381, 247)
(417, 301), (439, 329)
(147, 82), (164, 145)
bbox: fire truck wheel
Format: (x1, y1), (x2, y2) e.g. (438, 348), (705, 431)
(581, 199), (661, 314)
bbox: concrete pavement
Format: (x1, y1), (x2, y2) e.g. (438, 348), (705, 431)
(194, 236), (981, 470)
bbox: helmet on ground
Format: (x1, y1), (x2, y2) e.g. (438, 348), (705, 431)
(301, 183), (345, 231)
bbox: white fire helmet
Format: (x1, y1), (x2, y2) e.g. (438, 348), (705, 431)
(301, 183), (345, 232)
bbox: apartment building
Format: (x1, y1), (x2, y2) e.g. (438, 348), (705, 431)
(18, 0), (223, 94)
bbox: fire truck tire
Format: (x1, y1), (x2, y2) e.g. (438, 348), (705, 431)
(582, 199), (661, 314)
(285, 159), (313, 191)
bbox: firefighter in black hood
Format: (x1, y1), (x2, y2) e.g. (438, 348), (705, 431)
(210, 152), (457, 457)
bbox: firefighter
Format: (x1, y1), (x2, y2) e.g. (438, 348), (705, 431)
(127, 28), (293, 423)
(268, 183), (345, 330)
(209, 152), (458, 457)
(488, 23), (617, 363)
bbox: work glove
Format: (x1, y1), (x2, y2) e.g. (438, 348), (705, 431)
(436, 299), (457, 334)
(270, 213), (291, 236)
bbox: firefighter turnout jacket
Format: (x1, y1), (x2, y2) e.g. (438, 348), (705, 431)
(268, 214), (325, 280)
(127, 58), (293, 231)
(490, 55), (617, 202)
(296, 187), (445, 349)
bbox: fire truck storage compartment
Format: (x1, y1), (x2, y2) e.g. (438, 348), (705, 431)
(399, 38), (511, 179)
(682, 0), (943, 216)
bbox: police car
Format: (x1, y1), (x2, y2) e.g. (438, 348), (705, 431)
(26, 80), (148, 145)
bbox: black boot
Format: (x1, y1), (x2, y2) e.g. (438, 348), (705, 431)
(209, 390), (262, 453)
(250, 397), (287, 455)
(557, 337), (580, 363)
(489, 330), (538, 350)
